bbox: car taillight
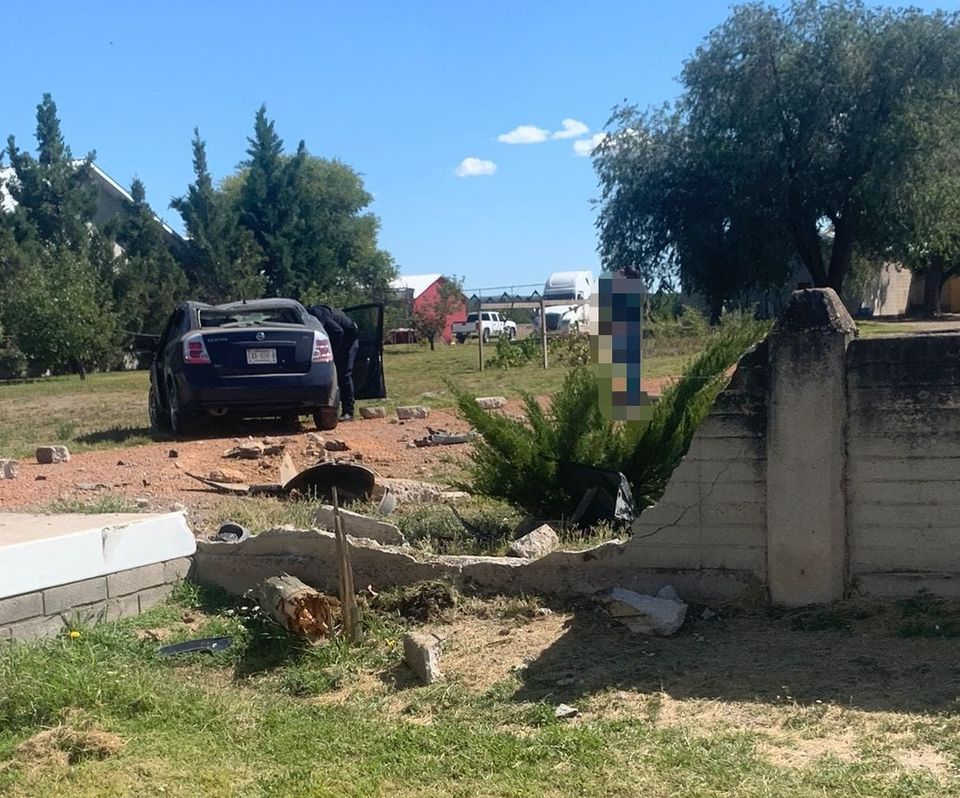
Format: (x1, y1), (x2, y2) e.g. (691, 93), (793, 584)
(312, 332), (333, 363)
(182, 333), (211, 365)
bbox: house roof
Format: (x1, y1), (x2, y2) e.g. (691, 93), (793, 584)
(0, 162), (182, 241)
(390, 273), (443, 300)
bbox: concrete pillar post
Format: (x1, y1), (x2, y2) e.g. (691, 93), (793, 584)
(766, 288), (856, 606)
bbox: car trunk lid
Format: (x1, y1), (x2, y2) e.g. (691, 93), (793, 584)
(200, 328), (316, 375)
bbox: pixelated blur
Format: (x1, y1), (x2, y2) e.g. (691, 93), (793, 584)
(592, 273), (653, 422)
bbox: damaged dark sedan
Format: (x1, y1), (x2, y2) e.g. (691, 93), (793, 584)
(148, 299), (384, 436)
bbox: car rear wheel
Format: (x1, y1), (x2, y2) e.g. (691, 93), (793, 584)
(168, 385), (201, 439)
(148, 386), (170, 433)
(313, 407), (339, 431)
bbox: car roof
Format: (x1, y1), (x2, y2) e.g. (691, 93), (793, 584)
(207, 298), (307, 312)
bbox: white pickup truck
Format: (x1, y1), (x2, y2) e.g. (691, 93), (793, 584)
(452, 311), (517, 343)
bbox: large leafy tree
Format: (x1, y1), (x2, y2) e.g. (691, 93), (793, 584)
(596, 1), (960, 301)
(170, 129), (265, 303)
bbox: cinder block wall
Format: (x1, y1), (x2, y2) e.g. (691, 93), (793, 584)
(631, 288), (960, 605)
(847, 335), (960, 596)
(0, 558), (191, 642)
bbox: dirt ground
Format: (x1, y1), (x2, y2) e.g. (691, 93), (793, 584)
(0, 408), (472, 512)
(0, 378), (674, 513)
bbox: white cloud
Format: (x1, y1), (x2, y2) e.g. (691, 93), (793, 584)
(455, 157), (498, 178)
(573, 133), (607, 157)
(497, 125), (550, 144)
(551, 118), (589, 140)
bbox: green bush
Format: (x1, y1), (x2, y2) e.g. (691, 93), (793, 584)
(487, 335), (540, 369)
(454, 316), (769, 520)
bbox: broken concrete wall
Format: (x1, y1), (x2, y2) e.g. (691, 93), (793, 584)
(629, 342), (768, 579)
(193, 528), (759, 605)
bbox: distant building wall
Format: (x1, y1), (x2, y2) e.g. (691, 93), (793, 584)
(413, 278), (467, 343)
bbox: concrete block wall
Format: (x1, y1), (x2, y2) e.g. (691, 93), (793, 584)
(631, 288), (960, 605)
(846, 335), (960, 594)
(0, 557), (191, 642)
(631, 343), (768, 576)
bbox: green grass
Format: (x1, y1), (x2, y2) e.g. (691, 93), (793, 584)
(0, 344), (686, 459)
(856, 321), (922, 338)
(2, 588), (960, 797)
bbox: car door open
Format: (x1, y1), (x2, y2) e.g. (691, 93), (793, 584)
(344, 303), (386, 400)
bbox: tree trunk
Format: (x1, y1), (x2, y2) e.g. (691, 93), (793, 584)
(827, 218), (855, 295)
(922, 258), (944, 318)
(256, 575), (340, 640)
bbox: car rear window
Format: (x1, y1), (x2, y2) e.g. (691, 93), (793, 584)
(198, 307), (304, 328)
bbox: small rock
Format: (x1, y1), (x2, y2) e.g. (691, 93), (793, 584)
(701, 608), (718, 621)
(75, 482), (106, 491)
(0, 459), (19, 480)
(208, 468), (246, 484)
(508, 523), (559, 560)
(554, 703), (579, 719)
(475, 396), (508, 410)
(535, 607), (553, 617)
(388, 418), (399, 425)
(35, 475), (47, 481)
(134, 497), (150, 509)
(262, 443), (285, 456)
(168, 449), (179, 458)
(396, 405), (429, 420)
(403, 632), (443, 684)
(596, 587), (687, 636)
(170, 502), (187, 513)
(359, 407), (386, 419)
(324, 438), (350, 452)
(36, 445), (70, 464)
(116, 459), (130, 466)
(306, 432), (325, 445)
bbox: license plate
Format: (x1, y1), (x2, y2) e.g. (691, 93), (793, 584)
(246, 348), (277, 365)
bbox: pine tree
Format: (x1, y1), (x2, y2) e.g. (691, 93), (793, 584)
(5, 93), (97, 249)
(170, 129), (265, 302)
(111, 178), (189, 337)
(239, 105), (298, 295)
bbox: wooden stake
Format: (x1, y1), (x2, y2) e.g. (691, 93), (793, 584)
(540, 297), (549, 369)
(332, 486), (362, 642)
(477, 302), (484, 372)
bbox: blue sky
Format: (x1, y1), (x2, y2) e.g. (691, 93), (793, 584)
(4, 0), (955, 292)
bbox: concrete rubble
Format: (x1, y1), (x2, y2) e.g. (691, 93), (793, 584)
(596, 586), (688, 636)
(403, 631), (443, 684)
(313, 505), (406, 546)
(508, 523), (559, 560)
(475, 396), (508, 410)
(36, 445), (70, 464)
(396, 406), (430, 420)
(359, 407), (387, 419)
(0, 459), (19, 479)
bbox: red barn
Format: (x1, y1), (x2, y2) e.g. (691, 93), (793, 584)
(390, 273), (467, 344)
